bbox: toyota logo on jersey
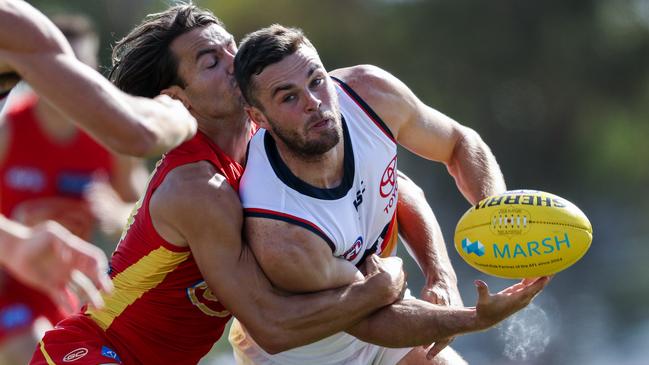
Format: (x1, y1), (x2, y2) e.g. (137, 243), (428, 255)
(380, 156), (397, 198)
(343, 236), (363, 261)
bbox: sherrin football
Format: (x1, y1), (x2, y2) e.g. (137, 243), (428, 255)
(454, 190), (592, 279)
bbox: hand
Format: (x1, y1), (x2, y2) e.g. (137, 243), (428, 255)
(420, 278), (463, 359)
(363, 254), (406, 303)
(474, 276), (550, 330)
(85, 178), (133, 238)
(421, 279), (463, 307)
(153, 94), (197, 143)
(4, 221), (113, 310)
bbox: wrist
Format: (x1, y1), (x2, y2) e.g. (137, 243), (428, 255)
(425, 271), (458, 288)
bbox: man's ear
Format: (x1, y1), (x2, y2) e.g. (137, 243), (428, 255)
(246, 105), (269, 129)
(161, 85), (191, 110)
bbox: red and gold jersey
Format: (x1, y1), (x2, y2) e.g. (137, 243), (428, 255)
(85, 132), (244, 365)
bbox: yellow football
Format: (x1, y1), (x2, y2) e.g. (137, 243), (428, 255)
(454, 190), (592, 279)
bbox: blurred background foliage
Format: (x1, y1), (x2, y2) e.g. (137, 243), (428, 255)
(27, 0), (649, 363)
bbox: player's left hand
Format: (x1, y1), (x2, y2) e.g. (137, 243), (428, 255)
(420, 279), (463, 359)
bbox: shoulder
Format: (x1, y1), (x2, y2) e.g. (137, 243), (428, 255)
(155, 161), (240, 213)
(331, 65), (399, 99)
(330, 65), (416, 136)
(150, 161), (242, 244)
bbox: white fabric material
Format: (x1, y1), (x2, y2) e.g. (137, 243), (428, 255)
(232, 79), (408, 365)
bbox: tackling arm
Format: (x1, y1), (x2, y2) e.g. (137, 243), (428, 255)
(0, 0), (196, 157)
(150, 163), (405, 354)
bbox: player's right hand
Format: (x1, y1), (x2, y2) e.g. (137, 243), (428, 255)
(6, 221), (113, 310)
(474, 276), (550, 330)
(363, 255), (406, 303)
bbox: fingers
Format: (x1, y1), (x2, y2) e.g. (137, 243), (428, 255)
(426, 338), (453, 360)
(69, 270), (105, 309)
(523, 276), (550, 297)
(46, 221), (113, 301)
(475, 280), (490, 304)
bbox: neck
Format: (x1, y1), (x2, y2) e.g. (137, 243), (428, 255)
(275, 137), (345, 189)
(33, 99), (78, 143)
(197, 110), (252, 164)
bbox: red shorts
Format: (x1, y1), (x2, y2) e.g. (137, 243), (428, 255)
(0, 271), (77, 344)
(30, 314), (124, 365)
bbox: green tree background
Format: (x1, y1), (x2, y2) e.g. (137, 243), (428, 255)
(28, 0), (649, 363)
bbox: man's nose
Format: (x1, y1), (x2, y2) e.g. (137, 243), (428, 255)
(305, 90), (321, 112)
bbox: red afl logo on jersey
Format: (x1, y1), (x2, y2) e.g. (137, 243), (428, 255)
(343, 236), (364, 261)
(380, 156), (397, 198)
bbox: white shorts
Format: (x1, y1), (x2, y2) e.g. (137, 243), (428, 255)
(229, 319), (412, 365)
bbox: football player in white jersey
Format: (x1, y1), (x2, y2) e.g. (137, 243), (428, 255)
(231, 24), (550, 365)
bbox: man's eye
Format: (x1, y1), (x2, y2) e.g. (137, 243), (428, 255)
(311, 78), (323, 88)
(282, 94), (296, 103)
(207, 59), (218, 69)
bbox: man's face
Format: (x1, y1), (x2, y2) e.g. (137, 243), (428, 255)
(170, 24), (243, 122)
(249, 45), (342, 158)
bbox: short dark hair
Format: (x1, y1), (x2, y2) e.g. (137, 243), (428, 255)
(109, 4), (222, 98)
(234, 24), (313, 107)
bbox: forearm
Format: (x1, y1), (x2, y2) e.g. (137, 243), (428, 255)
(346, 298), (480, 347)
(446, 127), (506, 204)
(10, 55), (191, 157)
(250, 270), (398, 353)
(397, 173), (456, 286)
(0, 1), (194, 157)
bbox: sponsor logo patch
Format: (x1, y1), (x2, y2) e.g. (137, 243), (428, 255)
(343, 236), (363, 261)
(63, 348), (88, 362)
(379, 156), (397, 198)
(101, 346), (122, 363)
(462, 238), (485, 257)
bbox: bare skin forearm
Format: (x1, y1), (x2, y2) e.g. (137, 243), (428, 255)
(0, 0), (194, 157)
(447, 127), (506, 204)
(346, 298), (480, 347)
(397, 173), (457, 286)
(250, 266), (400, 353)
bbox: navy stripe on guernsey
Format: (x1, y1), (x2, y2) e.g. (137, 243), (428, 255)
(244, 208), (336, 252)
(331, 76), (396, 143)
(264, 117), (354, 200)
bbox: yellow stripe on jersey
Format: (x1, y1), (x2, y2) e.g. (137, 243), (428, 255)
(38, 341), (56, 365)
(87, 246), (190, 330)
(380, 217), (399, 258)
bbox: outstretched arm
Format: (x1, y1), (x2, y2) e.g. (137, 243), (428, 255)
(346, 277), (549, 355)
(331, 65), (506, 204)
(0, 0), (196, 157)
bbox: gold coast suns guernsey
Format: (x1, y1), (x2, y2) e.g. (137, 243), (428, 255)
(85, 132), (242, 365)
(230, 77), (401, 364)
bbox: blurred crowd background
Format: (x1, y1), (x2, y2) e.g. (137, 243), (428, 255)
(25, 0), (649, 364)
